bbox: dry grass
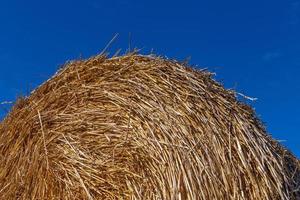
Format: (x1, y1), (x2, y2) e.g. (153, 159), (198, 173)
(0, 53), (299, 199)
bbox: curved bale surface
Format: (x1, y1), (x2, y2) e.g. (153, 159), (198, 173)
(0, 54), (299, 199)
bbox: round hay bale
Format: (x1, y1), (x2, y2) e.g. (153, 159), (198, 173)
(0, 54), (299, 199)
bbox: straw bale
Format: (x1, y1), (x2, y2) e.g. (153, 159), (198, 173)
(0, 54), (299, 199)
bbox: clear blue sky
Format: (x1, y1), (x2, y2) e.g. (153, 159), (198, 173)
(0, 0), (299, 157)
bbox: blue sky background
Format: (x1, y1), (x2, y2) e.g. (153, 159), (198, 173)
(0, 0), (299, 157)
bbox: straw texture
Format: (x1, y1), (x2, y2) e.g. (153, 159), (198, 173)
(0, 54), (299, 199)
